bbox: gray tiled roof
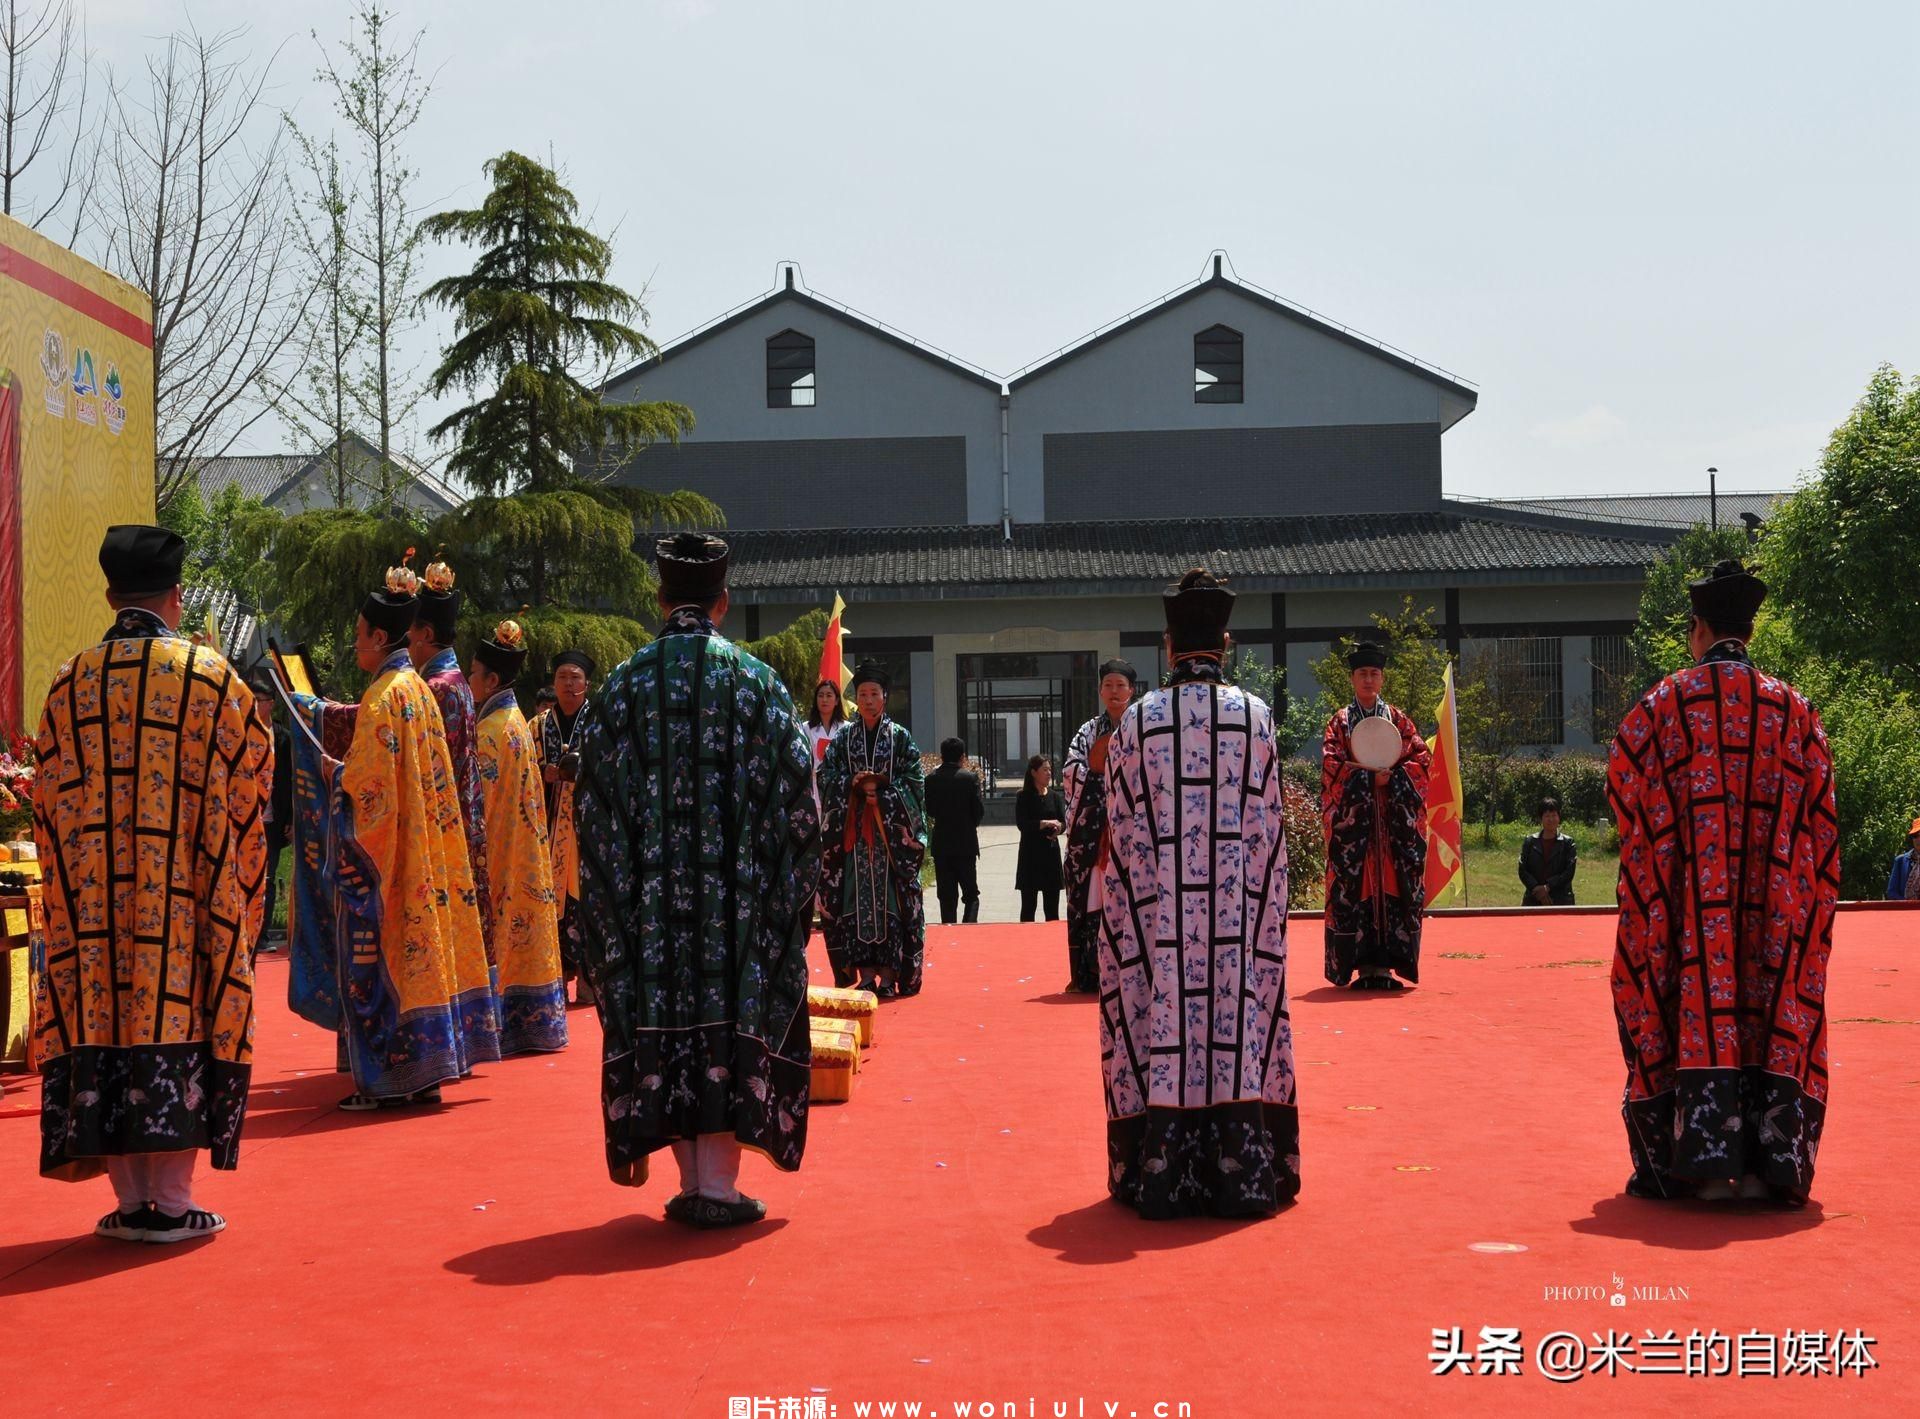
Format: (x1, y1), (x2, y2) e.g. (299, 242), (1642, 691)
(1455, 491), (1786, 531)
(179, 585), (260, 664)
(173, 436), (464, 515)
(720, 512), (1670, 598)
(188, 454), (310, 505)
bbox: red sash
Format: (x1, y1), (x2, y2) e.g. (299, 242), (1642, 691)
(843, 782), (889, 863)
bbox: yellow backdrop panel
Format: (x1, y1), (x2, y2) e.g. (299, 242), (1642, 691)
(0, 212), (155, 732)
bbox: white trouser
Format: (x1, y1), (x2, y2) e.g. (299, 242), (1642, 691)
(669, 1134), (744, 1201)
(105, 1150), (198, 1215)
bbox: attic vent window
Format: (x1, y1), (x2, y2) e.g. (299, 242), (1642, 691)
(1194, 325), (1243, 404)
(767, 329), (816, 408)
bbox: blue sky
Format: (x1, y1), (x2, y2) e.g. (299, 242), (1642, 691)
(81, 0), (1920, 498)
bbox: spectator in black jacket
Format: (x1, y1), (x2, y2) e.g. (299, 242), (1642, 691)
(923, 737), (984, 924)
(1518, 797), (1578, 906)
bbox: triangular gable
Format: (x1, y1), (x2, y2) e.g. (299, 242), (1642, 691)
(1007, 270), (1477, 423)
(603, 279), (1003, 395)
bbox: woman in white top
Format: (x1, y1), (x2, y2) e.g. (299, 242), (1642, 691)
(804, 679), (848, 807)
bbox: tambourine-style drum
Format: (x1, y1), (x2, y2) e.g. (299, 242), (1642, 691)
(1349, 714), (1402, 771)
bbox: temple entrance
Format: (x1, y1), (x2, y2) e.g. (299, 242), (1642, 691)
(956, 650), (1096, 793)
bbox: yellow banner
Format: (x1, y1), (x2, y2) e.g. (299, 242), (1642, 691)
(0, 212), (156, 734)
(1424, 661), (1467, 906)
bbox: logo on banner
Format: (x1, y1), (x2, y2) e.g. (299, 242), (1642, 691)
(72, 347), (99, 426)
(102, 362), (126, 435)
(39, 328), (66, 417)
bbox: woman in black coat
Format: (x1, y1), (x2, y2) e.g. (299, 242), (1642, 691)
(1015, 753), (1067, 921)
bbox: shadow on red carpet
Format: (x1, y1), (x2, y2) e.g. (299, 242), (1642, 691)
(444, 1215), (793, 1284)
(1027, 1198), (1287, 1264)
(1567, 1195), (1830, 1249)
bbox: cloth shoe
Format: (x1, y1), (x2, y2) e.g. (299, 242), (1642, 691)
(144, 1208), (227, 1244)
(94, 1206), (153, 1243)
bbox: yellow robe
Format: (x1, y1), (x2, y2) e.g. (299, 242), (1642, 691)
(309, 651), (499, 1094)
(476, 693), (568, 1055)
(31, 610), (269, 1179)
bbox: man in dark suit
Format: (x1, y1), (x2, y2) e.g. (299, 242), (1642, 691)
(923, 736), (984, 924)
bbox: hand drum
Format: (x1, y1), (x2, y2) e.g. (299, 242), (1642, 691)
(1350, 715), (1401, 772)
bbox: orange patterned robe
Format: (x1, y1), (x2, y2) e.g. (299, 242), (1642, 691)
(475, 691), (567, 1055)
(31, 608), (270, 1179)
(293, 650), (499, 1094)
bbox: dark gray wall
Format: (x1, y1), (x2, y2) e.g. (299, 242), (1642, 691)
(1008, 284), (1471, 522)
(603, 290), (1006, 524)
(1042, 423), (1442, 520)
(619, 435), (968, 529)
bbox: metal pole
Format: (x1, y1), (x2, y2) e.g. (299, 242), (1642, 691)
(1708, 466), (1719, 531)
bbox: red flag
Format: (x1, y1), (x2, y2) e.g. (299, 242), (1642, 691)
(818, 593), (850, 697)
(1424, 662), (1466, 906)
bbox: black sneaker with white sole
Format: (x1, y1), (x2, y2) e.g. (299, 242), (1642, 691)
(144, 1208), (227, 1244)
(94, 1206), (154, 1242)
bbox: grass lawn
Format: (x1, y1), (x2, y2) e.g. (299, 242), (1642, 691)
(269, 850), (292, 930)
(1288, 817), (1617, 910)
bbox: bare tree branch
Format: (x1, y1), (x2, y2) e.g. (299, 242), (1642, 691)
(0, 0), (96, 238)
(87, 24), (317, 510)
(278, 125), (371, 506)
(314, 3), (435, 502)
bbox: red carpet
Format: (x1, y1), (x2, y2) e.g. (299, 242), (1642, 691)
(3, 914), (1916, 1416)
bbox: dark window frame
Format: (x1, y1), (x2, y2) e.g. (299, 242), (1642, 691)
(1464, 635), (1566, 747)
(767, 328), (816, 408)
(1194, 324), (1244, 404)
(1588, 634), (1640, 743)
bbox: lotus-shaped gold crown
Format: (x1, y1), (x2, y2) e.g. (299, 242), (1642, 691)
(423, 559), (455, 593)
(385, 549), (420, 596)
(493, 619), (525, 649)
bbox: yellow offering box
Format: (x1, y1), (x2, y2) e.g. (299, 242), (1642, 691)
(810, 1021), (860, 1103)
(808, 985), (878, 1048)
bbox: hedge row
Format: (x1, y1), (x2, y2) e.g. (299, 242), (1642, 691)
(1281, 753), (1614, 826)
(1461, 753), (1612, 825)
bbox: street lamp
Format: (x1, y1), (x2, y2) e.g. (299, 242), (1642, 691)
(1708, 467), (1719, 531)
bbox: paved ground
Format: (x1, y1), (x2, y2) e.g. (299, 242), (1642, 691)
(928, 825), (1037, 927)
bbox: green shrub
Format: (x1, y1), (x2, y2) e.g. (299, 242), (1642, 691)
(1281, 769), (1325, 909)
(1462, 751), (1611, 824)
(1769, 661), (1920, 901)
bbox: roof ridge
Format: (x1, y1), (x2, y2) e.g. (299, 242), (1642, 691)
(726, 511), (1478, 539)
(1457, 489), (1786, 503)
(605, 280), (1004, 393)
(1006, 267), (1477, 400)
